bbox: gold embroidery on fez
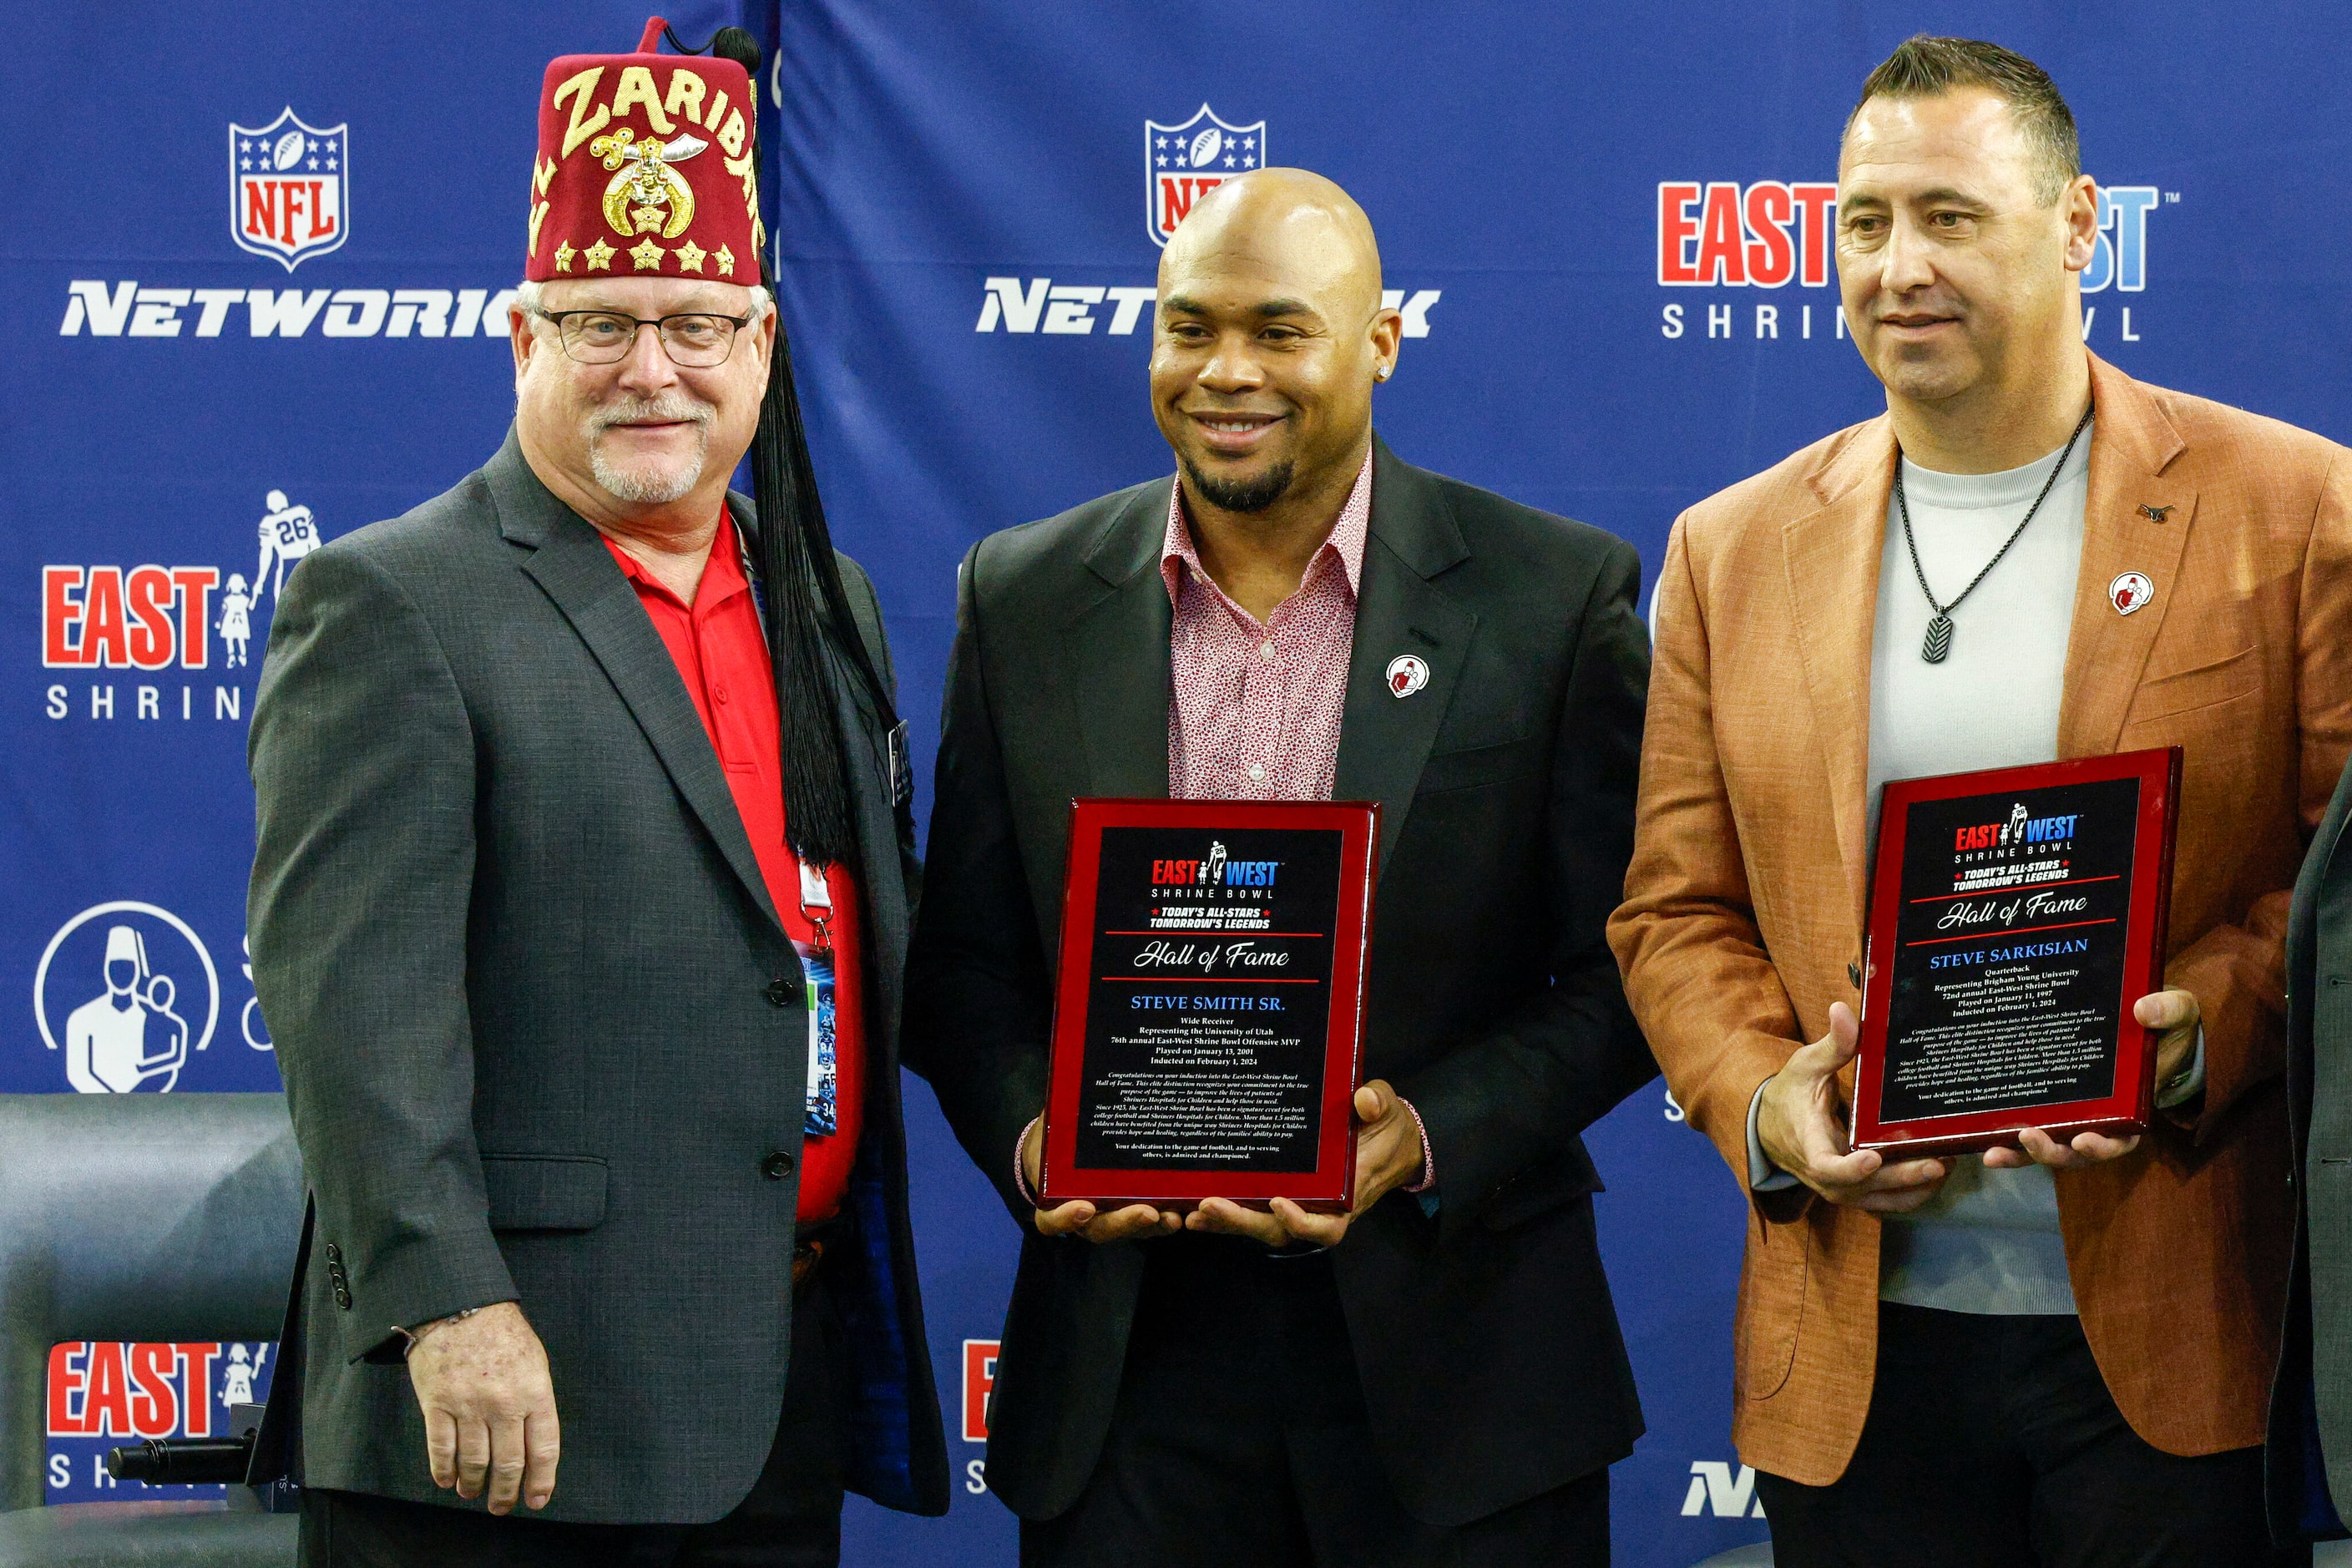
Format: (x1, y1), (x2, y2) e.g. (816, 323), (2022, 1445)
(629, 237), (665, 271)
(590, 127), (707, 240)
(553, 67), (609, 159)
(583, 238), (615, 271)
(609, 64), (676, 134)
(529, 198), (550, 257)
(663, 69), (706, 126)
(725, 145), (756, 216)
(715, 244), (736, 277)
(554, 240), (577, 273)
(675, 240), (707, 273)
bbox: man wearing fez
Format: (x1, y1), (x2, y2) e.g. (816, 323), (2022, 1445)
(246, 19), (948, 1563)
(903, 169), (1657, 1564)
(1611, 36), (2351, 1564)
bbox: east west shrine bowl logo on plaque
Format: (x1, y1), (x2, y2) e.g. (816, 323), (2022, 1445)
(230, 108), (349, 270)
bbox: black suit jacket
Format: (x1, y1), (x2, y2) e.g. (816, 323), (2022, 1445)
(2268, 748), (2352, 1540)
(902, 437), (1656, 1525)
(246, 431), (949, 1522)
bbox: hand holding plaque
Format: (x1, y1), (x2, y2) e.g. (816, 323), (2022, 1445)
(1022, 1116), (1182, 1242)
(1186, 1079), (1425, 1247)
(1757, 1002), (1954, 1211)
(1977, 986), (2201, 1170)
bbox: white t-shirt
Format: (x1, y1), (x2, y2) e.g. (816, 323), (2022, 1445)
(1868, 428), (2091, 1316)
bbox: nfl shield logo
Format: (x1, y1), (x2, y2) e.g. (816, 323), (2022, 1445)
(1145, 105), (1266, 248)
(229, 109), (349, 270)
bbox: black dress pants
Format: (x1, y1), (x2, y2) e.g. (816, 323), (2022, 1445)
(1021, 1232), (1610, 1568)
(298, 1268), (852, 1568)
(1755, 1302), (2307, 1568)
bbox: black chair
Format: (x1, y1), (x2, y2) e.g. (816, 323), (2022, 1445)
(0, 1094), (300, 1566)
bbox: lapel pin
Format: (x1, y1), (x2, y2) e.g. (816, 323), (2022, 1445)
(1385, 654), (1429, 698)
(2137, 503), (2173, 522)
(2108, 572), (2153, 616)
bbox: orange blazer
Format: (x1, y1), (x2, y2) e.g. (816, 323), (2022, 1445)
(1609, 353), (2352, 1484)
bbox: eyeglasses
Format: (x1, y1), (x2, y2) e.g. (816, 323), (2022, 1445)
(531, 308), (752, 368)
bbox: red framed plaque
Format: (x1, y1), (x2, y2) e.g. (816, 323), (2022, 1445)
(1039, 798), (1380, 1212)
(1853, 747), (2182, 1157)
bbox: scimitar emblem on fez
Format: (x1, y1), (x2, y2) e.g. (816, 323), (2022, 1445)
(589, 127), (707, 240)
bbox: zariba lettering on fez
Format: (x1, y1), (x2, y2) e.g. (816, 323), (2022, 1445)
(1852, 747), (2183, 1157)
(527, 18), (763, 281)
(1040, 799), (1380, 1211)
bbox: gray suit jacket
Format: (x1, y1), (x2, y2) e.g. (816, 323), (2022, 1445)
(2269, 747), (2352, 1540)
(905, 438), (1657, 1525)
(246, 430), (948, 1523)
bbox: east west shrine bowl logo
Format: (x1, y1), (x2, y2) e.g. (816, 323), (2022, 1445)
(230, 108), (349, 269)
(1146, 105), (1264, 247)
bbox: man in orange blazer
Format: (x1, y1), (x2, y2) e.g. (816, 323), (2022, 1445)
(1611, 35), (2351, 1565)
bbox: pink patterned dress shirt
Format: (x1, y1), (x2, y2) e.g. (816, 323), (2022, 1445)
(1161, 452), (1372, 800)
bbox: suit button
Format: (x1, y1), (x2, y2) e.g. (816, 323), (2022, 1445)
(762, 1151), (796, 1180)
(324, 1242), (342, 1264)
(765, 979), (795, 1007)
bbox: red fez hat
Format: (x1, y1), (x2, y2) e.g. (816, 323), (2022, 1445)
(526, 17), (762, 282)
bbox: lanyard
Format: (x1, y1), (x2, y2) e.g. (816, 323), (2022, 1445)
(797, 859), (834, 957)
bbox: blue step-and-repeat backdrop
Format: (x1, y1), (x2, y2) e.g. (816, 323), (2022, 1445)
(9, 3), (2349, 1560)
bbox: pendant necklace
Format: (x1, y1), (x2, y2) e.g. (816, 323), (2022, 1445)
(1897, 405), (2092, 664)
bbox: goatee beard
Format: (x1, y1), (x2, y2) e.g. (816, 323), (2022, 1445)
(1181, 454), (1296, 514)
(588, 396), (713, 504)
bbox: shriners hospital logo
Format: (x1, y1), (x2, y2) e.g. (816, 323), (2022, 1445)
(34, 903), (220, 1094)
(230, 109), (348, 271)
(1146, 105), (1266, 247)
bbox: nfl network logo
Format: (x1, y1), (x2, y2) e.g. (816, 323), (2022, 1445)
(1146, 104), (1264, 247)
(230, 108), (349, 270)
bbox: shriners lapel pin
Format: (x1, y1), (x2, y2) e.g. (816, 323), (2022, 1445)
(2109, 572), (2153, 615)
(1385, 655), (1429, 698)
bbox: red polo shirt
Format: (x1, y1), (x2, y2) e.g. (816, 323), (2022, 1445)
(601, 513), (863, 1224)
